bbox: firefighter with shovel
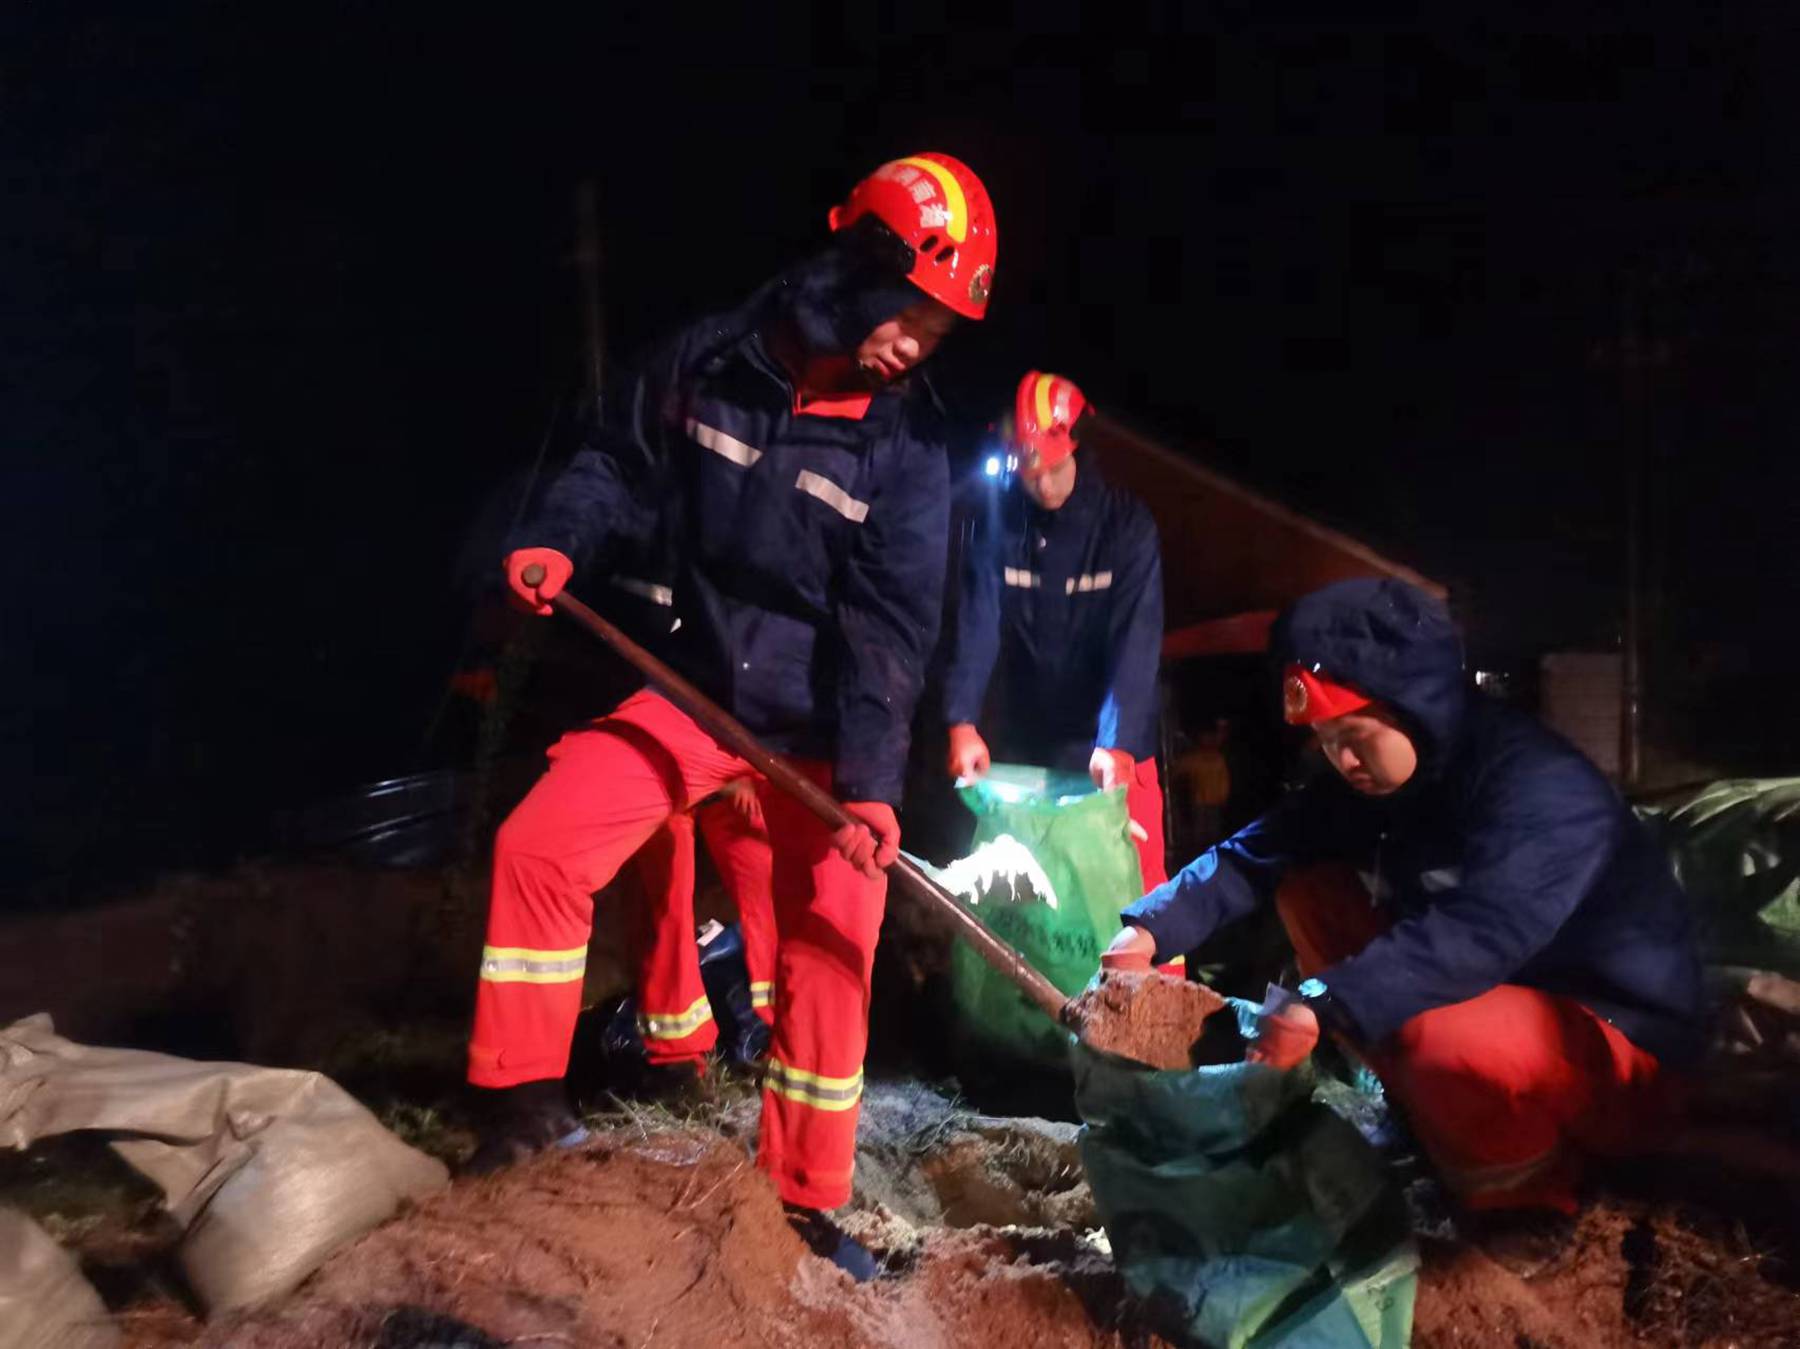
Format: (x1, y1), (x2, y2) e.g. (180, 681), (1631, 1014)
(465, 154), (997, 1280)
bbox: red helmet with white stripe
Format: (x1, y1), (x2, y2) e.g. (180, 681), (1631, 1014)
(1012, 370), (1090, 475)
(828, 153), (997, 320)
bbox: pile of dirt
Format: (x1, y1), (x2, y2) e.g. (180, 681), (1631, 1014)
(19, 1070), (1793, 1349)
(1415, 1199), (1800, 1349)
(1065, 969), (1225, 1069)
(175, 1127), (1165, 1349)
(204, 1132), (826, 1347)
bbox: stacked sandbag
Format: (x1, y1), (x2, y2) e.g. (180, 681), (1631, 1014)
(0, 1014), (447, 1313)
(0, 1207), (116, 1349)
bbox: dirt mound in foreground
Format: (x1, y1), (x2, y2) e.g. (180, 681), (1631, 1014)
(188, 1130), (1164, 1349)
(92, 1079), (1800, 1348)
(1415, 1199), (1800, 1349)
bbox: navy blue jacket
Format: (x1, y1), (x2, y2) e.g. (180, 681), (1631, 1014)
(583, 431), (682, 654)
(1124, 578), (1704, 1065)
(941, 465), (1164, 770)
(513, 277), (951, 806)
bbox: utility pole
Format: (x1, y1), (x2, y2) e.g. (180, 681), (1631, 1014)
(575, 179), (605, 401)
(1610, 265), (1672, 791)
(1620, 272), (1645, 789)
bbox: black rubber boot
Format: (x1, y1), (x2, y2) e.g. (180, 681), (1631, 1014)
(463, 1079), (590, 1177)
(784, 1204), (883, 1282)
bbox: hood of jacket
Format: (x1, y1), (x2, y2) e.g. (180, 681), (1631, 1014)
(1272, 577), (1468, 769)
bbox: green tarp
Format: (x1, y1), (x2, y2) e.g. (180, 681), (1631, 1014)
(1639, 777), (1800, 978)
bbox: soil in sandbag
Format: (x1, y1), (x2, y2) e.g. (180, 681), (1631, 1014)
(1065, 969), (1227, 1069)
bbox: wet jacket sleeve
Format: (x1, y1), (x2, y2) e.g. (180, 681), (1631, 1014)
(832, 435), (951, 805)
(1122, 783), (1351, 959)
(506, 358), (673, 571)
(1322, 750), (1622, 1044)
(1094, 502), (1164, 758)
(940, 511), (1001, 727)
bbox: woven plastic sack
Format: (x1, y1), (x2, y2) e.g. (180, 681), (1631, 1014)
(948, 764), (1144, 1067)
(0, 1207), (117, 1349)
(0, 1014), (447, 1314)
(1073, 1035), (1416, 1348)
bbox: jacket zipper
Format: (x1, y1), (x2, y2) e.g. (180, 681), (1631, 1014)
(1372, 830), (1387, 908)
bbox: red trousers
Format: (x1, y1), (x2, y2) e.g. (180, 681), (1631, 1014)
(629, 796), (777, 1065)
(698, 796), (779, 1026)
(1126, 757), (1167, 889)
(1278, 866), (1668, 1214)
(469, 689), (885, 1209)
(1126, 759), (1184, 973)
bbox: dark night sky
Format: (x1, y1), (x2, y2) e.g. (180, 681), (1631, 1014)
(5, 5), (1797, 900)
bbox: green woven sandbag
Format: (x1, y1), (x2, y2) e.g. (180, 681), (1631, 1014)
(946, 764), (1144, 1068)
(1073, 1035), (1417, 1349)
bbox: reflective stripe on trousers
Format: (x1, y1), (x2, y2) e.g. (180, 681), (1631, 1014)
(479, 944), (587, 985)
(764, 1057), (863, 1113)
(638, 993), (715, 1042)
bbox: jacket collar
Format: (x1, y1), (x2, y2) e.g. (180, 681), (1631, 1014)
(1018, 456), (1100, 528)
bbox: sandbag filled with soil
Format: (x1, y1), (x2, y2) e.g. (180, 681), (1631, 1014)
(0, 1014), (447, 1314)
(1072, 1038), (1416, 1348)
(0, 1206), (117, 1349)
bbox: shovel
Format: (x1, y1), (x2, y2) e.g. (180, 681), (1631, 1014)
(521, 564), (1071, 1024)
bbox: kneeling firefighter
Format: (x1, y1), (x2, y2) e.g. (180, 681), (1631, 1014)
(1108, 578), (1704, 1213)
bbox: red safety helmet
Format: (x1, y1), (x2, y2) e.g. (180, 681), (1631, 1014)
(1283, 664), (1373, 725)
(828, 153), (997, 320)
(1012, 370), (1090, 475)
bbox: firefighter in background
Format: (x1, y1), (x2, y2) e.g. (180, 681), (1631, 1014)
(604, 573), (779, 1082)
(1169, 717), (1233, 851)
(603, 514), (780, 1081)
(467, 153), (996, 1280)
(631, 772), (778, 1079)
(942, 372), (1169, 887)
(1107, 578), (1704, 1213)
